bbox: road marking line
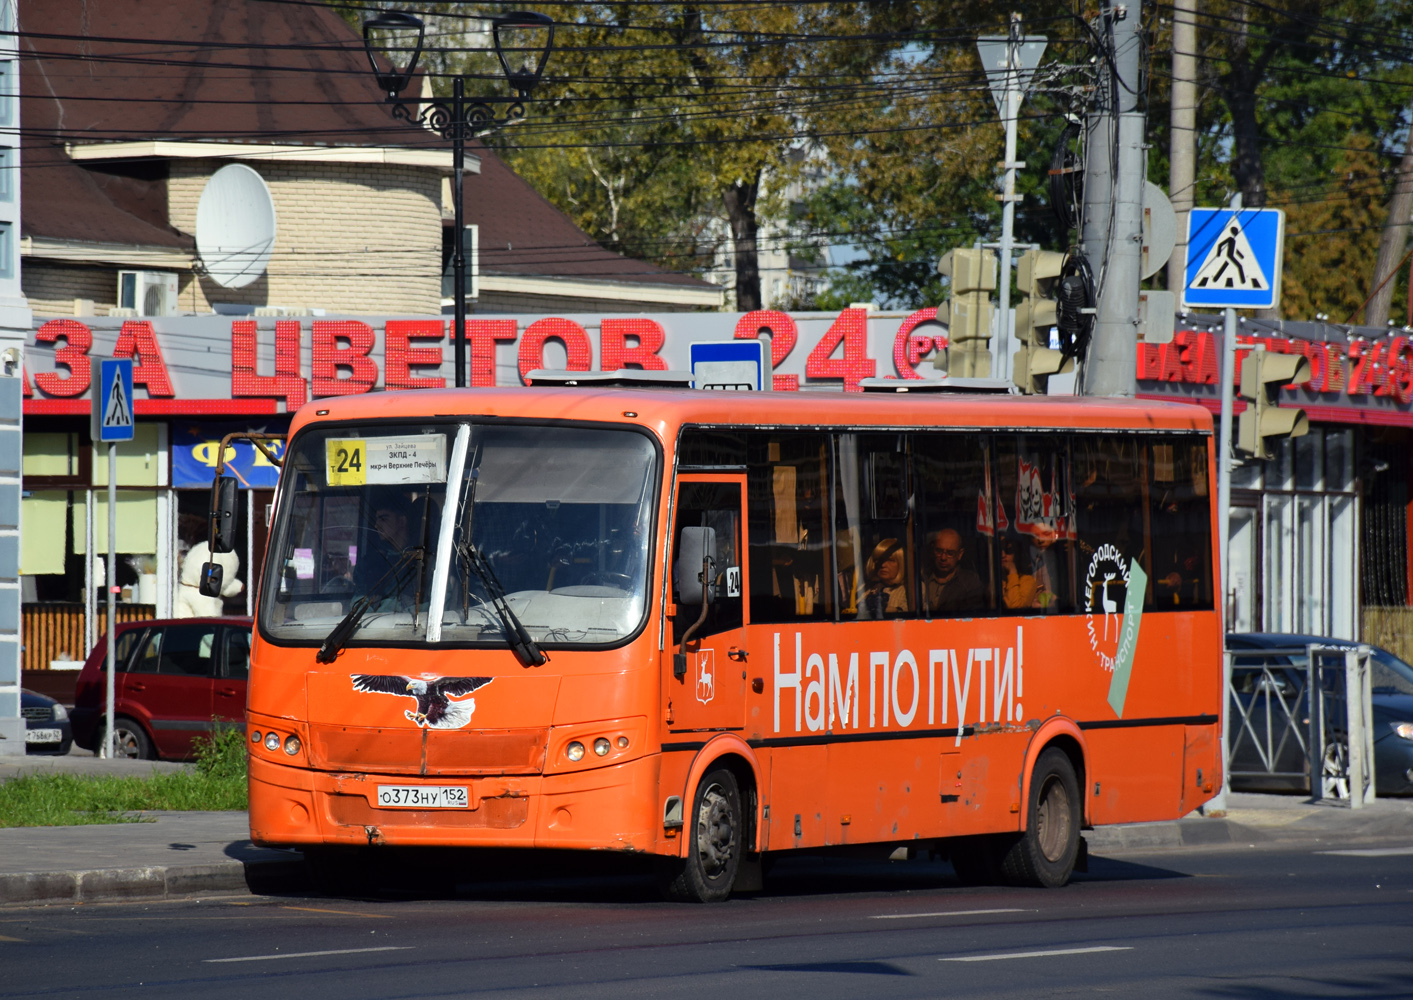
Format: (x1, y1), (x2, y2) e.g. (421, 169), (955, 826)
(1318, 847), (1413, 857)
(204, 946), (413, 964)
(280, 905), (391, 919)
(872, 909), (1029, 920)
(0, 934), (25, 942)
(941, 946), (1131, 963)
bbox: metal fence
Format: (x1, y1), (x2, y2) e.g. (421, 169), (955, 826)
(1226, 644), (1376, 807)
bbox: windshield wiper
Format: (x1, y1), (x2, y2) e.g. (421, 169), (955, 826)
(316, 548), (424, 664)
(464, 545), (547, 667)
(454, 470), (547, 668)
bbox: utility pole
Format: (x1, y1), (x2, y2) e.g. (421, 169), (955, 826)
(977, 17), (1046, 384)
(1081, 1), (1144, 397)
(1168, 0), (1197, 295)
(994, 14), (1024, 378)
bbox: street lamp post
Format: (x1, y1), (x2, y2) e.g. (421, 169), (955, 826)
(364, 11), (554, 388)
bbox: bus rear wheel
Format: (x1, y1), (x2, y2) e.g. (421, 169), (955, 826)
(1001, 747), (1081, 888)
(658, 768), (743, 903)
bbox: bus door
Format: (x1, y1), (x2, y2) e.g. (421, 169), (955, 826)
(669, 476), (748, 733)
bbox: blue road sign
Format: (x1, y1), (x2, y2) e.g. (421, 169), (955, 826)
(1183, 207), (1284, 310)
(92, 358), (135, 442)
(689, 340), (766, 391)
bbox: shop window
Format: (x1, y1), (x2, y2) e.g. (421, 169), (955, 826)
(23, 432), (87, 484)
(91, 424), (163, 487)
(746, 432), (832, 624)
(177, 489), (248, 616)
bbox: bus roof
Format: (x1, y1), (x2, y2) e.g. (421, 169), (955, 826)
(288, 387), (1214, 440)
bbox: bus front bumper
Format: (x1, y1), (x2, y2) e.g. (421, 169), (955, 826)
(248, 752), (663, 854)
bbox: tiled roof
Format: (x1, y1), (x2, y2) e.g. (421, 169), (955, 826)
(465, 143), (716, 290)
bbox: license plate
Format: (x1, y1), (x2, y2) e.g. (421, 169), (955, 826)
(376, 785), (469, 809)
(26, 729), (62, 744)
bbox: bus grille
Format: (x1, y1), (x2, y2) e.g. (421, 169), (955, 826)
(310, 725), (548, 776)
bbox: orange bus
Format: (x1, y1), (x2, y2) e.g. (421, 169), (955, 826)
(241, 386), (1222, 900)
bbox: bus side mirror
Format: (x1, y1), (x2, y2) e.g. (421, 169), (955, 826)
(675, 526), (716, 605)
(199, 561), (224, 599)
(210, 476), (238, 553)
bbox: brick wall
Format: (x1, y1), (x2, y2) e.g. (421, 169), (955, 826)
(167, 160), (443, 315)
(23, 263), (119, 317)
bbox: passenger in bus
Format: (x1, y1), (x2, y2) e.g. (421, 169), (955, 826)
(859, 538), (908, 618)
(921, 528), (982, 612)
(357, 489), (428, 611)
(1000, 535), (1038, 609)
(1029, 527), (1064, 611)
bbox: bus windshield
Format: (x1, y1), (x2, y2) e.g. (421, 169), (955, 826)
(261, 421), (656, 649)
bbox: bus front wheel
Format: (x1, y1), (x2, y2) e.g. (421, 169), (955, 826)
(1001, 748), (1082, 888)
(658, 768), (743, 903)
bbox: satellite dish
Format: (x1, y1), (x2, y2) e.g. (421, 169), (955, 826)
(195, 164), (276, 289)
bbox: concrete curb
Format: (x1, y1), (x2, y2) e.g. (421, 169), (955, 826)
(0, 857), (307, 907)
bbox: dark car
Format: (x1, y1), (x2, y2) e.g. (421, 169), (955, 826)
(71, 617), (252, 760)
(1226, 632), (1413, 797)
(21, 688), (73, 755)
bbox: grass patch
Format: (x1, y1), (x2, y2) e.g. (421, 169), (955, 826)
(0, 725), (248, 828)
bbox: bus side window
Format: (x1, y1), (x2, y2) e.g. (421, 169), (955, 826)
(672, 481), (743, 644)
(913, 432), (993, 617)
(1148, 437), (1214, 610)
(747, 432), (832, 624)
(836, 433), (913, 620)
(998, 434), (1077, 614)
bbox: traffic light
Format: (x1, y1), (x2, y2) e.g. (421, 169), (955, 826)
(1237, 347), (1311, 459)
(1012, 249), (1072, 394)
(935, 248), (996, 378)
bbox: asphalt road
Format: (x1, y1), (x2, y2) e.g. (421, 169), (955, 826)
(1, 841), (1411, 1000)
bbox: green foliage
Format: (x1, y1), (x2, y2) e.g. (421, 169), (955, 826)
(193, 724), (250, 783)
(0, 723), (249, 828)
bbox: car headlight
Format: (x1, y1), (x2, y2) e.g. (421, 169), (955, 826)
(51, 703), (68, 722)
(1392, 722), (1413, 741)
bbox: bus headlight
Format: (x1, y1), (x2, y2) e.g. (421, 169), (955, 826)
(284, 735), (301, 755)
(251, 730), (262, 744)
(566, 741), (585, 762)
(265, 732), (281, 751)
(593, 737), (610, 757)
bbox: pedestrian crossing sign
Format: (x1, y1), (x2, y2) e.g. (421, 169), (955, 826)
(91, 358), (135, 442)
(1182, 207), (1284, 310)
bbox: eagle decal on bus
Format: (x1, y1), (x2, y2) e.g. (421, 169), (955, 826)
(350, 673), (493, 729)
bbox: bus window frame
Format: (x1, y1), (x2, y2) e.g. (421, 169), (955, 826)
(256, 414), (665, 655)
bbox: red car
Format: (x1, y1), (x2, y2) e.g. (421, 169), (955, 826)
(71, 617), (252, 760)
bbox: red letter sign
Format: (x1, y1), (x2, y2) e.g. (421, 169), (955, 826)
(112, 321), (175, 397)
(384, 320), (446, 391)
(518, 317), (592, 384)
(232, 320), (307, 409)
(33, 320), (92, 397)
(734, 310), (799, 390)
(601, 318), (668, 371)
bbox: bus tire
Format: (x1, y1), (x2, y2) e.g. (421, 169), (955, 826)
(1001, 747), (1081, 888)
(657, 768), (743, 903)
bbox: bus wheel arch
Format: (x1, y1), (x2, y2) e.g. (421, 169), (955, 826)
(677, 735), (762, 857)
(1020, 721), (1089, 828)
